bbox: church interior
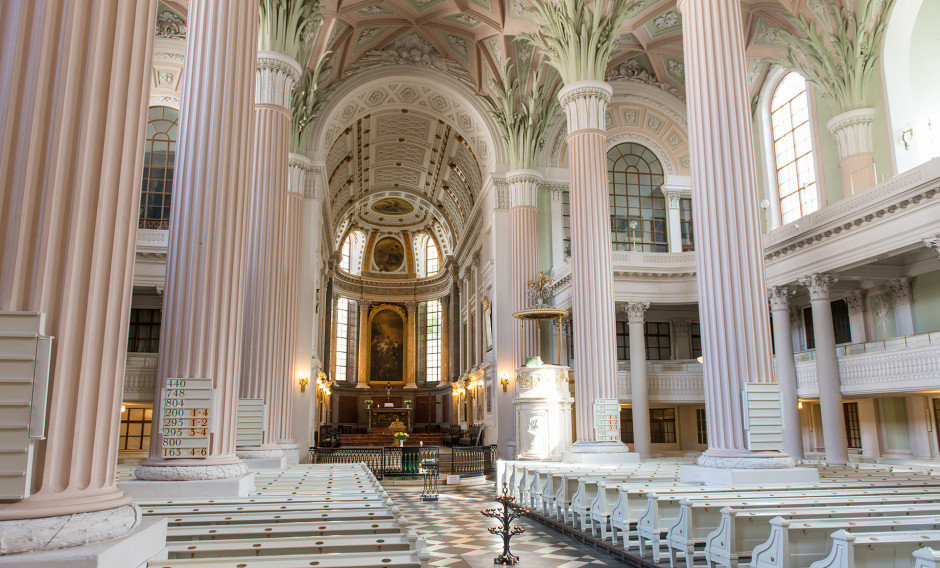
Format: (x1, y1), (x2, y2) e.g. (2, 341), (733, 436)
(2, 0), (940, 566)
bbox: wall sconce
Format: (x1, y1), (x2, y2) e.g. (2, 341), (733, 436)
(902, 128), (914, 150)
(798, 401), (803, 410)
(299, 373), (309, 393)
(500, 375), (510, 392)
(120, 404), (126, 413)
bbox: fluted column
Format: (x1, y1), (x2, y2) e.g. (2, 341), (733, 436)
(678, 0), (790, 468)
(558, 80), (624, 450)
(449, 277), (460, 381)
(549, 184), (566, 269)
(769, 286), (803, 460)
(473, 256), (483, 364)
(441, 295), (450, 383)
(827, 108), (877, 197)
(625, 302), (651, 457)
(661, 188), (684, 253)
(889, 277), (914, 336)
(357, 300), (371, 388)
(508, 170), (542, 365)
(138, 0), (259, 480)
(405, 301), (417, 389)
(799, 273), (848, 465)
(278, 155), (314, 458)
(0, 0), (156, 547)
(238, 52), (301, 459)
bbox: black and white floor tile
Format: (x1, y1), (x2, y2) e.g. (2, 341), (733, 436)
(386, 485), (631, 568)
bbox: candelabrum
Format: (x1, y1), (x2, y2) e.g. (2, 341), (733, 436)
(481, 482), (529, 565)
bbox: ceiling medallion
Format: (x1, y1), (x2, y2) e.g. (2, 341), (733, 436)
(372, 197), (414, 215)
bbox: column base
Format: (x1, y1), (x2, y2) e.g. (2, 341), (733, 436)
(403, 383), (417, 389)
(120, 474), (255, 499)
(356, 383), (371, 389)
(236, 448), (286, 468)
(0, 504), (142, 556)
(562, 442), (640, 465)
(278, 443), (302, 466)
(240, 457), (287, 470)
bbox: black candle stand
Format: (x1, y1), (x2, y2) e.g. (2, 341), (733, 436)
(481, 482), (530, 565)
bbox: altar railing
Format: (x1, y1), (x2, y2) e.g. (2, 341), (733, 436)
(308, 446), (441, 479)
(451, 445), (498, 477)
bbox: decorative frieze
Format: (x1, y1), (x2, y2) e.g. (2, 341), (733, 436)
(799, 273), (838, 301)
(156, 11), (187, 39)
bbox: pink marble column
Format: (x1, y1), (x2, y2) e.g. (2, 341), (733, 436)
(826, 109), (877, 197)
(137, 0), (259, 480)
(558, 81), (626, 452)
(799, 273), (848, 465)
(768, 286), (803, 460)
(280, 154), (315, 460)
(0, 0), (155, 547)
(625, 302), (650, 457)
(238, 52), (301, 460)
(508, 170), (542, 366)
(678, 0), (791, 467)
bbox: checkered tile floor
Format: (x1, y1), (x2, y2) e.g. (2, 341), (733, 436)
(386, 485), (631, 568)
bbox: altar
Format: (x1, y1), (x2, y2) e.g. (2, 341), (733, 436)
(368, 407), (413, 430)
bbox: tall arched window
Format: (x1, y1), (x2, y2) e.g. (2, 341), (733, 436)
(608, 143), (667, 252)
(339, 230), (364, 275)
(771, 72), (819, 224)
(426, 238), (440, 276)
(140, 106), (179, 229)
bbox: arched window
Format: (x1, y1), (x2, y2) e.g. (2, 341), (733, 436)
(771, 72), (820, 224)
(140, 106), (179, 230)
(426, 237), (440, 276)
(608, 143), (667, 252)
(339, 230), (364, 275)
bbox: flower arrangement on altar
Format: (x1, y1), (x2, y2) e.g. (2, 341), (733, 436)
(404, 400), (412, 408)
(364, 399), (373, 407)
(393, 432), (409, 443)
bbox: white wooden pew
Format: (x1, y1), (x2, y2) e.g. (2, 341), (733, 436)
(807, 529), (940, 568)
(706, 503), (940, 568)
(914, 547), (940, 568)
(166, 531), (420, 559)
(748, 514), (940, 568)
(149, 547), (430, 568)
(640, 491), (940, 563)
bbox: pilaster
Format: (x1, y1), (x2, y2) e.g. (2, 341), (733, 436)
(404, 302), (417, 389)
(357, 300), (371, 388)
(844, 290), (867, 344)
(889, 277), (914, 336)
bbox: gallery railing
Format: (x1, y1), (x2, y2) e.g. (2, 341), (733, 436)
(451, 445), (498, 477)
(309, 447), (385, 478)
(308, 446), (441, 479)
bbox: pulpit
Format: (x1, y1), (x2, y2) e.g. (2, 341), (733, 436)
(367, 407), (413, 430)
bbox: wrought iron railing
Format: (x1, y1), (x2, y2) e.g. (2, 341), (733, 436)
(451, 445), (498, 477)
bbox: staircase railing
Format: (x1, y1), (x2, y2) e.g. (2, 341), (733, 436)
(451, 445), (498, 477)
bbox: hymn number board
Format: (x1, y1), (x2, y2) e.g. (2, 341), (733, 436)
(593, 398), (621, 442)
(161, 378), (212, 459)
